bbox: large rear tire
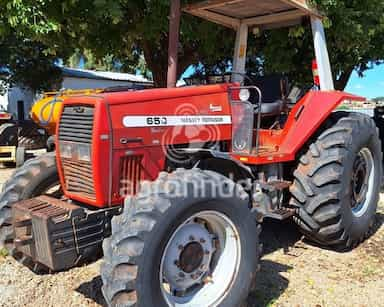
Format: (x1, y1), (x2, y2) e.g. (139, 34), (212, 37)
(0, 123), (18, 146)
(101, 169), (261, 307)
(290, 112), (382, 249)
(17, 122), (48, 150)
(0, 152), (60, 254)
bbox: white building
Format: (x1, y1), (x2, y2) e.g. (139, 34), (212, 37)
(61, 67), (153, 90)
(0, 67), (153, 120)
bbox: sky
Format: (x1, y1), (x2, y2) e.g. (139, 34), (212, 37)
(345, 65), (384, 99)
(71, 55), (384, 99)
(181, 64), (384, 100)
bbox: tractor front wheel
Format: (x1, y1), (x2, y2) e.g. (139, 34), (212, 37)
(101, 169), (261, 307)
(0, 152), (60, 256)
(290, 112), (382, 249)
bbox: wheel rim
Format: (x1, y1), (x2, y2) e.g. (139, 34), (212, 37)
(351, 147), (374, 217)
(160, 211), (241, 306)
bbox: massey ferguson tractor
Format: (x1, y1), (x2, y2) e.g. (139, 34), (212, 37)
(0, 1), (382, 306)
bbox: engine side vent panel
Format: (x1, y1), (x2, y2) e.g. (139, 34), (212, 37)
(120, 155), (143, 197)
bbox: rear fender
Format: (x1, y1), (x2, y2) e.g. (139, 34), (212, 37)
(279, 91), (365, 156)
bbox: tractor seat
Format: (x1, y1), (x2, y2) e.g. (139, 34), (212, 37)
(248, 75), (289, 117)
(256, 100), (284, 116)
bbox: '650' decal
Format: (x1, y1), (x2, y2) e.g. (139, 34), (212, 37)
(122, 116), (231, 127)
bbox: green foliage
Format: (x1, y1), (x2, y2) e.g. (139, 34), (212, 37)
(0, 0), (383, 89)
(251, 0), (384, 89)
(0, 0), (65, 92)
(0, 0), (234, 87)
(0, 34), (62, 92)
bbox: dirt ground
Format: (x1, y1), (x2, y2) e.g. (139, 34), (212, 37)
(0, 167), (383, 307)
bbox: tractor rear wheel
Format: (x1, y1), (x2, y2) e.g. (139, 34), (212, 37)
(17, 122), (48, 150)
(0, 123), (18, 146)
(290, 112), (382, 249)
(0, 152), (60, 257)
(101, 169), (261, 307)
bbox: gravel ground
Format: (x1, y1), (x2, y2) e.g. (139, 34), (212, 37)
(0, 167), (383, 307)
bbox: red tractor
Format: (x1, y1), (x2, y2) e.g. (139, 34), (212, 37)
(0, 1), (382, 306)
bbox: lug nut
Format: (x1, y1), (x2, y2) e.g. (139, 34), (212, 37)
(189, 236), (195, 241)
(203, 275), (213, 284)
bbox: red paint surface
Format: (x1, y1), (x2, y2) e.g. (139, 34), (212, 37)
(56, 84), (364, 208)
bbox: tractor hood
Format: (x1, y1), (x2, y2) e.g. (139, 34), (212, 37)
(56, 84), (234, 208)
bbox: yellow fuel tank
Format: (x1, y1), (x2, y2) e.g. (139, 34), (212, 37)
(31, 89), (103, 135)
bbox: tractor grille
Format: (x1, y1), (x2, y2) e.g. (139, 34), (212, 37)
(58, 106), (95, 199)
(119, 155), (143, 196)
(58, 106), (94, 144)
(61, 159), (95, 199)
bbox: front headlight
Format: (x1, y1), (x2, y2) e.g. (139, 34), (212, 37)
(239, 89), (250, 102)
(77, 143), (91, 162)
(59, 141), (73, 159)
(59, 141), (91, 162)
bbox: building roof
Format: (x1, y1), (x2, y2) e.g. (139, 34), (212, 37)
(61, 67), (153, 84)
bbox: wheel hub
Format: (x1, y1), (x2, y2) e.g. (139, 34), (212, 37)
(352, 155), (368, 204)
(350, 148), (374, 217)
(162, 223), (215, 291)
(160, 211), (242, 306)
(179, 242), (205, 273)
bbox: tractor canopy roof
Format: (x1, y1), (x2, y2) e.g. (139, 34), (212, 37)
(184, 0), (321, 29)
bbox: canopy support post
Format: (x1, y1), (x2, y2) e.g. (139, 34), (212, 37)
(311, 17), (334, 90)
(232, 23), (248, 83)
(167, 0), (181, 88)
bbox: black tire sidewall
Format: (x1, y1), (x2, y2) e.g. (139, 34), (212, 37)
(136, 198), (258, 307)
(5, 153), (59, 199)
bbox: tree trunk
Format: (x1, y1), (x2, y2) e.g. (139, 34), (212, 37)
(167, 0), (181, 88)
(143, 37), (198, 88)
(334, 67), (354, 91)
(142, 39), (169, 88)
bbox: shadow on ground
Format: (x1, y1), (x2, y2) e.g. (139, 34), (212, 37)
(76, 276), (106, 306)
(75, 219), (300, 306)
(245, 218), (300, 306)
(372, 212), (384, 235)
(75, 212), (383, 307)
(260, 218), (303, 255)
(76, 260), (292, 307)
(247, 260), (292, 307)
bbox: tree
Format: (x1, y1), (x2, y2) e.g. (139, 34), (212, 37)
(1, 0), (384, 90)
(0, 34), (63, 93)
(0, 1), (65, 92)
(0, 0), (234, 88)
(55, 0), (233, 87)
(249, 0), (384, 90)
